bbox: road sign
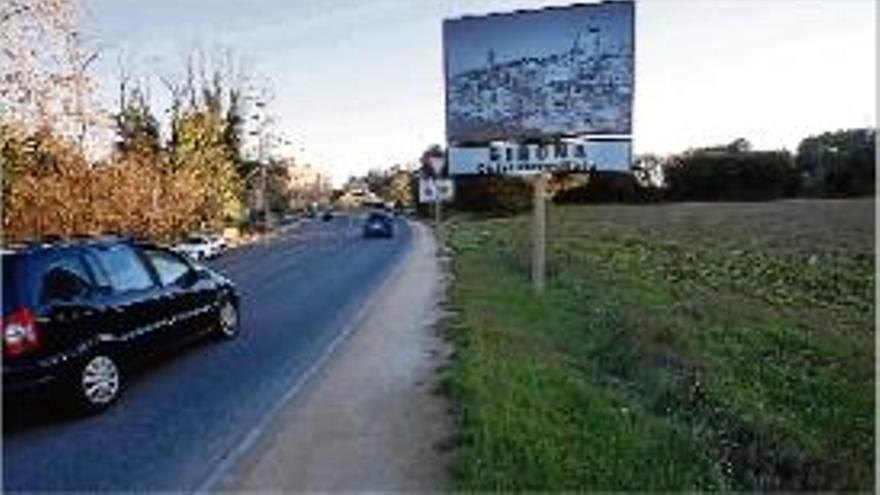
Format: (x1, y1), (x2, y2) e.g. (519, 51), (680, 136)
(419, 178), (454, 203)
(428, 155), (445, 177)
(448, 138), (631, 176)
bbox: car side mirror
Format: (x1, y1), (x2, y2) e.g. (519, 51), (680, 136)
(179, 268), (202, 288)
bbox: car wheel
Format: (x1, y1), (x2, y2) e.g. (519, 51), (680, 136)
(216, 298), (240, 340)
(76, 354), (122, 412)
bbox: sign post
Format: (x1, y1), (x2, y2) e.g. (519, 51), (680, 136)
(532, 173), (548, 293)
(428, 155), (446, 241)
(433, 190), (442, 239)
(419, 175), (454, 242)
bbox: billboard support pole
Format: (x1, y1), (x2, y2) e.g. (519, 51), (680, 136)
(531, 172), (548, 293)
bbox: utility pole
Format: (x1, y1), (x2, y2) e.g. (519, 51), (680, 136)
(259, 133), (268, 230)
(249, 99), (268, 231)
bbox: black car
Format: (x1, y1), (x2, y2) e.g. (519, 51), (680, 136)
(321, 210), (334, 221)
(2, 237), (240, 412)
(362, 212), (394, 238)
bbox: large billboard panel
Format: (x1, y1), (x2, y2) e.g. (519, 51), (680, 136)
(444, 1), (634, 145)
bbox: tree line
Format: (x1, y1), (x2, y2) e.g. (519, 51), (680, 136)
(442, 130), (875, 214)
(1, 0), (289, 244)
(628, 130), (874, 203)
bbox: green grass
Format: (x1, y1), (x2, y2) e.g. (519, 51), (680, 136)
(442, 198), (874, 491)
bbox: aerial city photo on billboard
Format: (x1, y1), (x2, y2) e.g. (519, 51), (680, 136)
(444, 0), (634, 146)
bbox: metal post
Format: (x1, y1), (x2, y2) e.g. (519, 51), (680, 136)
(250, 100), (269, 231)
(532, 173), (547, 293)
(434, 196), (442, 242)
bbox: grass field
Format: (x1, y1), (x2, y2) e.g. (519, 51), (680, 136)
(441, 198), (875, 491)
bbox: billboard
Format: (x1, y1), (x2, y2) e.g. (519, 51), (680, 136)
(444, 1), (634, 145)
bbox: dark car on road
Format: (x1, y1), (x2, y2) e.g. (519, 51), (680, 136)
(2, 237), (240, 413)
(362, 211), (394, 239)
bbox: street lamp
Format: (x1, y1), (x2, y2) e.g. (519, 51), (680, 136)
(248, 111), (268, 230)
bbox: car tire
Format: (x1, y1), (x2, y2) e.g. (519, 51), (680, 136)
(216, 297), (240, 340)
(74, 353), (123, 413)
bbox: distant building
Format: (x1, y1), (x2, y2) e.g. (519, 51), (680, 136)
(334, 182), (382, 209)
(282, 159), (332, 210)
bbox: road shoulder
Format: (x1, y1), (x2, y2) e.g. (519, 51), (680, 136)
(227, 221), (452, 491)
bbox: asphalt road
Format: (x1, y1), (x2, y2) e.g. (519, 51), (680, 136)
(2, 213), (412, 491)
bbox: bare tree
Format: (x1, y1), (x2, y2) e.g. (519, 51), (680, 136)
(0, 0), (107, 151)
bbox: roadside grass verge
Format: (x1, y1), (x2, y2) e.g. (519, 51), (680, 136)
(441, 198), (874, 491)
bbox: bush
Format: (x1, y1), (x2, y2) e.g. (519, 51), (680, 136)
(553, 171), (644, 204)
(664, 150), (798, 201)
(796, 129), (875, 198)
(451, 176), (533, 216)
(2, 126), (206, 244)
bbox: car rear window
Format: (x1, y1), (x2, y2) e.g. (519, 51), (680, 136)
(40, 255), (94, 304)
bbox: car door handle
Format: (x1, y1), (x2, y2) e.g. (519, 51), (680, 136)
(56, 310), (84, 322)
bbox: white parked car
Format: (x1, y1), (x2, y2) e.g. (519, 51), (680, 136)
(173, 234), (226, 260)
(206, 234), (227, 254)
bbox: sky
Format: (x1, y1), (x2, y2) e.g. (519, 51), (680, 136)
(82, 0), (876, 186)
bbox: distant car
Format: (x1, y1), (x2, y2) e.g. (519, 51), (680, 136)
(2, 236), (240, 412)
(362, 211), (394, 238)
(206, 234), (227, 254)
(321, 211), (334, 222)
(173, 234), (224, 260)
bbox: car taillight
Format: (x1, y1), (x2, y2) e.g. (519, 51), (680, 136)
(3, 307), (41, 357)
